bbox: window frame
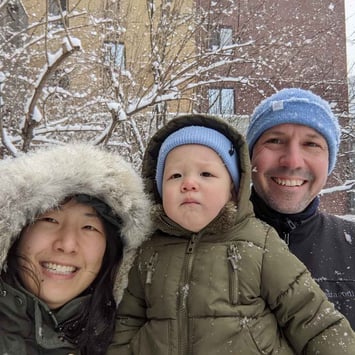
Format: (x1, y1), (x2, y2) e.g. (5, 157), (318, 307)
(208, 88), (235, 116)
(103, 41), (125, 69)
(209, 26), (233, 52)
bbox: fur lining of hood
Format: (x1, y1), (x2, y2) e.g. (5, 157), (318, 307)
(0, 143), (151, 304)
(151, 201), (239, 237)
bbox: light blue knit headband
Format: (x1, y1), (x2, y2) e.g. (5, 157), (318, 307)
(246, 88), (340, 174)
(155, 126), (239, 196)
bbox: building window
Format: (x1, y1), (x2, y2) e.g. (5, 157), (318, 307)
(104, 42), (125, 69)
(208, 88), (235, 115)
(48, 0), (67, 28)
(209, 27), (233, 52)
(3, 0), (28, 37)
(49, 0), (67, 14)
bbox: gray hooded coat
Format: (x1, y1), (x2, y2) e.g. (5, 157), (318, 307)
(0, 144), (151, 354)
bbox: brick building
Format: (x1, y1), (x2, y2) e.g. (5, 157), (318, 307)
(194, 0), (353, 215)
(1, 0), (353, 214)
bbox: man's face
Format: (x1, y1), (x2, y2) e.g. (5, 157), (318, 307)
(251, 123), (329, 214)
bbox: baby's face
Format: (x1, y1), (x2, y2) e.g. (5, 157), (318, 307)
(162, 144), (234, 232)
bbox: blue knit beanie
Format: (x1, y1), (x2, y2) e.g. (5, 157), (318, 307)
(246, 88), (340, 174)
(155, 126), (239, 196)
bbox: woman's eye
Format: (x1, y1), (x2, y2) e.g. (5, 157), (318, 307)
(83, 225), (97, 231)
(83, 225), (104, 235)
(37, 217), (57, 223)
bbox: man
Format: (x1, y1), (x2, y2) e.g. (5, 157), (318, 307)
(246, 88), (355, 329)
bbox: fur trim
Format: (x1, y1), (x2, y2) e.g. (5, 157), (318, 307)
(151, 201), (238, 236)
(0, 143), (151, 304)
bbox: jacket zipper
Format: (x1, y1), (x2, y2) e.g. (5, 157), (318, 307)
(178, 233), (198, 355)
(283, 218), (296, 245)
(144, 252), (159, 309)
(145, 252), (159, 285)
(227, 244), (240, 304)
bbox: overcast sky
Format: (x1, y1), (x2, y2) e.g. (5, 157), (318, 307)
(345, 0), (355, 76)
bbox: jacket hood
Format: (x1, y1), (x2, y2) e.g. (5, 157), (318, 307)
(0, 143), (151, 303)
(142, 114), (254, 225)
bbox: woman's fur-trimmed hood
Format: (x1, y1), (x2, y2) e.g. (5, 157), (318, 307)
(0, 144), (151, 303)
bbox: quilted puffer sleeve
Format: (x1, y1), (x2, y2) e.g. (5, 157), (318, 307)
(107, 253), (147, 355)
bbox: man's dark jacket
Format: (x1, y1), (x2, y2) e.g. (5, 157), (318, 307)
(251, 189), (355, 329)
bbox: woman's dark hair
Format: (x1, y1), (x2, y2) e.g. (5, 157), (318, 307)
(59, 220), (124, 354)
(3, 199), (124, 355)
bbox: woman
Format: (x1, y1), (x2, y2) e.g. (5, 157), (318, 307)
(0, 144), (151, 354)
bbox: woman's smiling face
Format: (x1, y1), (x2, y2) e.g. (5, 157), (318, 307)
(17, 199), (106, 309)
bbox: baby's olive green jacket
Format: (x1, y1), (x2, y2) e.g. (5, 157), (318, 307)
(108, 115), (355, 355)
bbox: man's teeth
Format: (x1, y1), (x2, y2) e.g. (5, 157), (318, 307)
(273, 177), (304, 186)
(43, 262), (76, 274)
